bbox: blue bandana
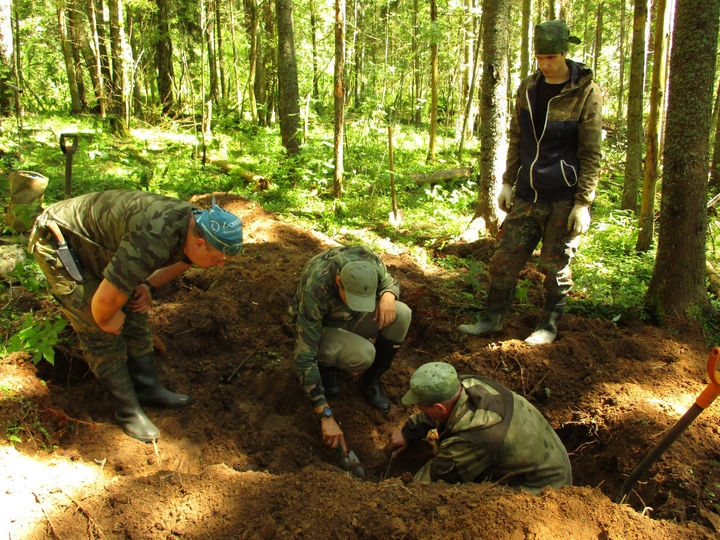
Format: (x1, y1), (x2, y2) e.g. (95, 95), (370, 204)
(194, 198), (243, 256)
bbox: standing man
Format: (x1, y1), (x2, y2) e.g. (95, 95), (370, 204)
(289, 246), (412, 454)
(459, 19), (603, 345)
(386, 362), (572, 494)
(29, 191), (243, 442)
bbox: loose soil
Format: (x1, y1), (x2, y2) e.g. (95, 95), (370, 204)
(2, 194), (720, 539)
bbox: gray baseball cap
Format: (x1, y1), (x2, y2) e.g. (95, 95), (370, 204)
(402, 362), (460, 405)
(339, 261), (378, 312)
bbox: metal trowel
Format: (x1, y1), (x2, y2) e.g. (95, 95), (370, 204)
(336, 446), (366, 480)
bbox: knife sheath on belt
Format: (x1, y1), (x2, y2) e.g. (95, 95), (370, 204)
(45, 221), (85, 282)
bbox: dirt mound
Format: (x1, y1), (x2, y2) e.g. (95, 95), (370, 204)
(3, 194), (720, 539)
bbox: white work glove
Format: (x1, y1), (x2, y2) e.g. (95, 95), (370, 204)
(567, 204), (591, 237)
(497, 184), (514, 213)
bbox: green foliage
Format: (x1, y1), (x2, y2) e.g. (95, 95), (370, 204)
(0, 390), (57, 452)
(5, 313), (67, 366)
(572, 209), (654, 320)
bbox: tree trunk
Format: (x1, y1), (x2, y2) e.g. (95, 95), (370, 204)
(309, 0), (319, 105)
(646, 0), (719, 318)
(155, 0), (174, 115)
(58, 2), (82, 114)
(473, 0), (510, 236)
(615, 0), (627, 129)
(0, 0), (13, 116)
(11, 2), (23, 120)
(276, 0), (300, 155)
(85, 0), (106, 117)
(242, 0), (259, 122)
(622, 0), (648, 213)
(710, 78), (720, 190)
(229, 1), (243, 113)
(333, 0), (345, 198)
(205, 1), (218, 105)
(426, 0), (438, 163)
(520, 0), (531, 80)
(67, 0), (88, 112)
(593, 3), (603, 78)
(636, 0), (668, 252)
(412, 0), (421, 126)
(215, 0), (226, 105)
(107, 0), (130, 133)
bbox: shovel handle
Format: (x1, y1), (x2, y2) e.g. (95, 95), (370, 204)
(696, 347), (720, 409)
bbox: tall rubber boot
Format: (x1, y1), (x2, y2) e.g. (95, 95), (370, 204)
(318, 364), (340, 398)
(359, 334), (399, 414)
(127, 354), (191, 408)
(98, 361), (161, 442)
(458, 287), (515, 336)
(524, 294), (567, 346)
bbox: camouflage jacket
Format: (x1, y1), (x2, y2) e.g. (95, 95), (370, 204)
(288, 246), (400, 408)
(401, 375), (572, 494)
(36, 190), (193, 296)
(503, 59), (603, 207)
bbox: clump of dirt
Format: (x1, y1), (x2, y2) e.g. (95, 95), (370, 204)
(2, 194), (720, 539)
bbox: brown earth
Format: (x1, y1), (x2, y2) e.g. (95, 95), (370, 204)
(2, 194), (720, 539)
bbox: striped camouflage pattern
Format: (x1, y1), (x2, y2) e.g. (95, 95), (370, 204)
(401, 376), (572, 494)
(288, 246), (401, 408)
(33, 190), (193, 296)
(490, 198), (578, 295)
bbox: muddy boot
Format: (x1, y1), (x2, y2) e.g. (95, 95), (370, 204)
(458, 287), (515, 336)
(359, 334), (399, 414)
(525, 294), (567, 346)
(127, 354), (191, 408)
(98, 361), (161, 442)
(318, 365), (340, 398)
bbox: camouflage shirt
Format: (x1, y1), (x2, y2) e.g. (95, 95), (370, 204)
(288, 246), (400, 408)
(401, 375), (572, 494)
(38, 190), (193, 296)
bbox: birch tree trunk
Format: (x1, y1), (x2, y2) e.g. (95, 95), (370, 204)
(242, 0), (259, 122)
(646, 0), (719, 317)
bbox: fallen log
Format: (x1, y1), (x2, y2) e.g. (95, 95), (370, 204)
(211, 159), (270, 191)
(409, 167), (474, 185)
(707, 260), (720, 298)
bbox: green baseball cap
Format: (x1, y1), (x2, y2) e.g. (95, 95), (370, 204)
(194, 198), (243, 256)
(339, 261), (378, 312)
(402, 362), (460, 405)
(534, 20), (581, 54)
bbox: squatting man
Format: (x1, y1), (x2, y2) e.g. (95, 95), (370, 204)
(289, 246), (412, 455)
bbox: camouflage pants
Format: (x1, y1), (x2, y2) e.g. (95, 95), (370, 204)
(29, 227), (153, 378)
(318, 301), (412, 373)
(489, 199), (579, 296)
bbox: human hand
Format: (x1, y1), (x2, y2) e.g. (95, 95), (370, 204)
(374, 292), (397, 329)
(497, 184), (514, 213)
(385, 429), (408, 456)
(567, 204), (591, 236)
(321, 417), (347, 455)
(101, 310), (125, 336)
(127, 283), (153, 314)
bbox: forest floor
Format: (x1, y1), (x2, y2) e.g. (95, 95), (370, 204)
(2, 194), (720, 539)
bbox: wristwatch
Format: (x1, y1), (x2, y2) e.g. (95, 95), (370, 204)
(317, 407), (333, 420)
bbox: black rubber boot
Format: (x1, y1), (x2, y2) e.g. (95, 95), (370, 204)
(318, 365), (340, 398)
(458, 287), (515, 336)
(525, 294), (567, 346)
(359, 334), (399, 414)
(127, 354), (191, 408)
(98, 361), (161, 442)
